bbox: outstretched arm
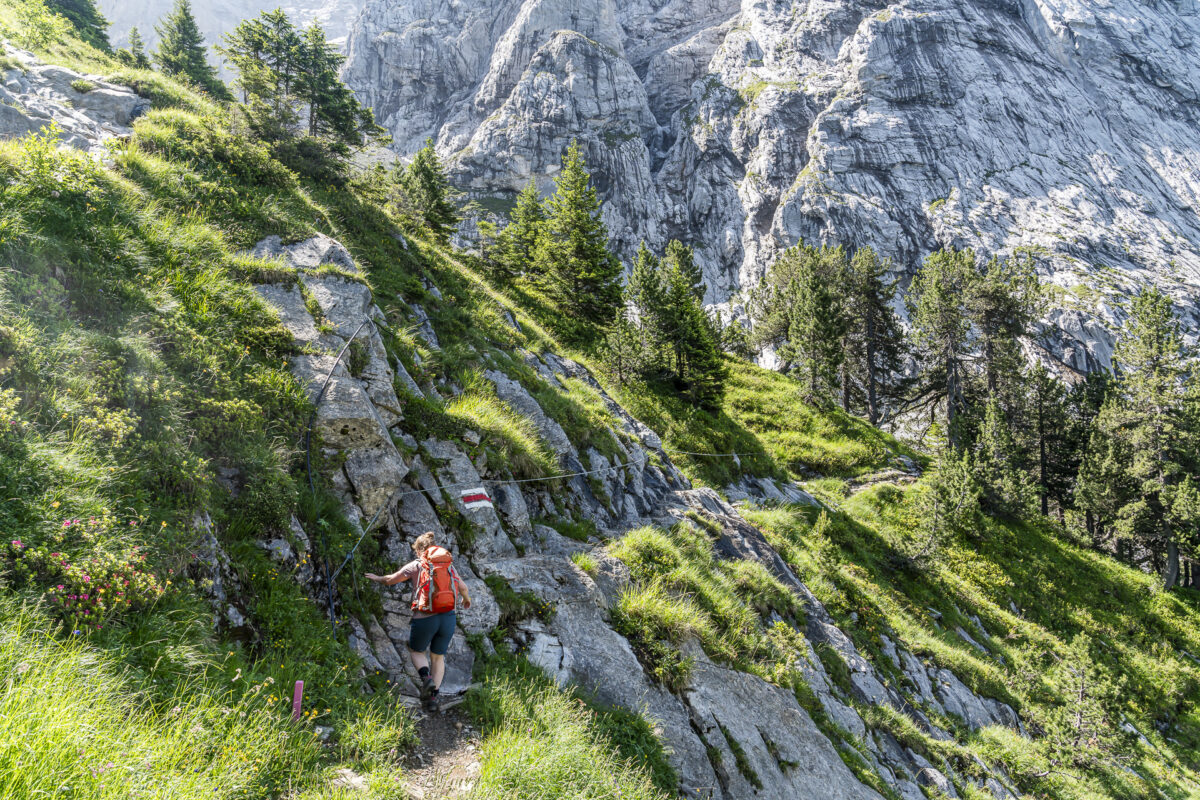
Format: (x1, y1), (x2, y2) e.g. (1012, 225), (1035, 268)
(365, 568), (406, 586)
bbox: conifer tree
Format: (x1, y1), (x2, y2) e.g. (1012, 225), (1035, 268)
(118, 26), (152, 69)
(749, 243), (848, 402)
(974, 397), (1034, 518)
(296, 24), (381, 145)
(154, 0), (229, 99)
(626, 242), (667, 369)
(787, 245), (848, 402)
(844, 246), (907, 424)
(601, 306), (645, 386)
(394, 139), (459, 242)
(605, 239), (726, 406)
(663, 239), (704, 302)
(1026, 365), (1075, 518)
(47, 0), (110, 51)
(1081, 288), (1198, 586)
(495, 180), (545, 283)
(968, 254), (1041, 400)
(537, 140), (623, 336)
(907, 425), (980, 568)
(908, 248), (976, 446)
(1040, 635), (1127, 771)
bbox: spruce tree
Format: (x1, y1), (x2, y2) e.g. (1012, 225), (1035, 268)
(974, 397), (1033, 518)
(1026, 365), (1075, 518)
(394, 139), (459, 242)
(844, 246), (907, 424)
(907, 425), (980, 568)
(785, 245), (848, 403)
(968, 254), (1041, 400)
(626, 242), (667, 372)
(496, 180), (546, 283)
(663, 239), (704, 302)
(154, 0), (228, 99)
(1085, 288), (1198, 586)
(124, 26), (152, 69)
(296, 24), (381, 146)
(537, 140), (623, 337)
(601, 306), (644, 386)
(47, 0), (110, 51)
(908, 248), (976, 447)
(748, 243), (848, 402)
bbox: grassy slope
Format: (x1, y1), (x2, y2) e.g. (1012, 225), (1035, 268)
(0, 18), (672, 800)
(3, 16), (1197, 800)
(744, 491), (1200, 800)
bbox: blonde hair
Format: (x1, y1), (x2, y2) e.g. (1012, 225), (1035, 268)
(412, 532), (436, 556)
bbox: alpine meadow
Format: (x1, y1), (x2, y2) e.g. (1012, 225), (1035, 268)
(2, 1), (1200, 799)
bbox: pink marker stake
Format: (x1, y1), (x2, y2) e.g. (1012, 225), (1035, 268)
(292, 680), (304, 722)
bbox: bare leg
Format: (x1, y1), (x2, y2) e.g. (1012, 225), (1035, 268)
(430, 653), (446, 690)
(409, 649), (429, 673)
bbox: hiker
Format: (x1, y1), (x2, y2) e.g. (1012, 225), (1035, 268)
(366, 532), (471, 711)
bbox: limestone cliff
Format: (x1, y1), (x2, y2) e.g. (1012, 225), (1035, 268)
(342, 0), (1200, 371)
(247, 231), (1026, 799)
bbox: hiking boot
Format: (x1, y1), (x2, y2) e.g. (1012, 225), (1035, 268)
(424, 692), (441, 713)
(419, 674), (434, 700)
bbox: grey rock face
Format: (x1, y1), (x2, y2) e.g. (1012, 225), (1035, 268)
(246, 232), (1030, 798)
(343, 0), (1200, 368)
(0, 46), (149, 153)
(686, 652), (885, 800)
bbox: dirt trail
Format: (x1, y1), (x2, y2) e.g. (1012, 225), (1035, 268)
(403, 704), (483, 799)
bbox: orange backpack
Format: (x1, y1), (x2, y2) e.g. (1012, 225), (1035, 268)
(413, 545), (458, 614)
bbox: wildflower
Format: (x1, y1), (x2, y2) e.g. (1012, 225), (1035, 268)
(11, 539), (21, 549)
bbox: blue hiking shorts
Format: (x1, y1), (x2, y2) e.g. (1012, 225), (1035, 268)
(408, 611), (457, 656)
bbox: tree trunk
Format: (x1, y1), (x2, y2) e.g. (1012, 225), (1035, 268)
(1038, 398), (1048, 516)
(1164, 540), (1180, 589)
(865, 315), (879, 425)
(841, 356), (851, 413)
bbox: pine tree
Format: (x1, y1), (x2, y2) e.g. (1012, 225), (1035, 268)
(394, 139), (459, 242)
(496, 180), (546, 283)
(1026, 365), (1075, 518)
(154, 0), (229, 99)
(47, 0), (110, 52)
(123, 26), (152, 68)
(968, 254), (1041, 401)
(907, 425), (980, 568)
(537, 140), (623, 337)
(908, 248), (976, 447)
(786, 245), (848, 403)
(1087, 288), (1198, 587)
(626, 242), (667, 372)
(973, 397), (1034, 518)
(663, 239), (704, 302)
(296, 24), (382, 146)
(844, 246), (907, 424)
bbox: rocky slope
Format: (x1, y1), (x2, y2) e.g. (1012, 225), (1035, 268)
(238, 229), (1027, 799)
(1, 44), (149, 151)
(342, 0), (1200, 371)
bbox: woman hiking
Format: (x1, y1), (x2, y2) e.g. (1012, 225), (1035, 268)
(366, 532), (471, 712)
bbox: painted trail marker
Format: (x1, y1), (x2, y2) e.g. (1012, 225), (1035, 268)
(460, 488), (493, 510)
(292, 680), (304, 721)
